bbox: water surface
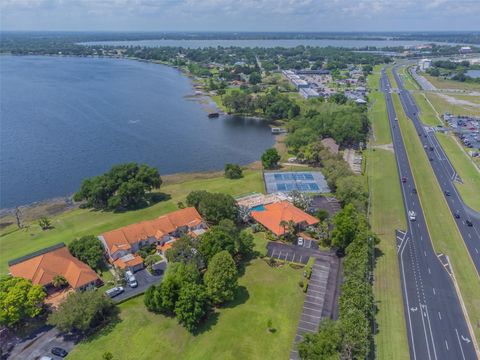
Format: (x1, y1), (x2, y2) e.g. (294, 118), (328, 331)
(0, 56), (274, 208)
(80, 39), (452, 49)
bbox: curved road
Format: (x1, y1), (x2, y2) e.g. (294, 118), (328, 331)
(381, 68), (477, 360)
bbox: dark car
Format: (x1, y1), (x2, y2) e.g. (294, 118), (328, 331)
(429, 146), (434, 151)
(444, 190), (451, 196)
(454, 212), (460, 219)
(51, 347), (68, 358)
(412, 188), (417, 194)
(466, 220), (473, 227)
(429, 157), (434, 161)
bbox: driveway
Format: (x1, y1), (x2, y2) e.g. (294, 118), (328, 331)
(112, 267), (164, 303)
(8, 327), (77, 360)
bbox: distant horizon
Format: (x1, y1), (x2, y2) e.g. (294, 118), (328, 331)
(1, 0), (479, 33)
(1, 30), (480, 34)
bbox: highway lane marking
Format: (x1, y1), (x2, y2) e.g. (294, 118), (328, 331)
(428, 268), (431, 274)
(445, 340), (449, 351)
(438, 312), (442, 320)
(455, 329), (467, 360)
(420, 304), (434, 360)
(432, 288), (436, 295)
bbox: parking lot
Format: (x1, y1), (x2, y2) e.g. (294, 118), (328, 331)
(111, 266), (164, 303)
(266, 241), (318, 264)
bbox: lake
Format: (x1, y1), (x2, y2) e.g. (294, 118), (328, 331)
(80, 39), (452, 49)
(466, 69), (480, 79)
(0, 56), (274, 209)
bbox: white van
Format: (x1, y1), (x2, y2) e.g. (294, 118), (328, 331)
(125, 270), (138, 288)
(105, 286), (124, 298)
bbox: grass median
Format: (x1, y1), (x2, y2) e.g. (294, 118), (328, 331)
(393, 93), (480, 345)
(435, 133), (480, 212)
(368, 71), (409, 359)
(413, 93), (442, 126)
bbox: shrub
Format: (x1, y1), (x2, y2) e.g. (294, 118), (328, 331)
(224, 163), (243, 179)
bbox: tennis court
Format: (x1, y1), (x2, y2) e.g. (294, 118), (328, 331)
(264, 171), (330, 194)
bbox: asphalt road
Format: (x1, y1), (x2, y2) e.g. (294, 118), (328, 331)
(381, 69), (477, 360)
(393, 66), (480, 275)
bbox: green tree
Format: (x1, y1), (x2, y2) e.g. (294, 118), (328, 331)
(0, 277), (46, 327)
(38, 216), (52, 230)
(335, 176), (367, 212)
(261, 148), (280, 169)
(186, 190), (210, 208)
(68, 235), (105, 270)
(52, 275), (68, 289)
(224, 163), (243, 179)
(145, 263), (200, 314)
(199, 227), (236, 263)
(237, 230), (255, 258)
(197, 193), (239, 224)
(74, 162), (161, 210)
(298, 319), (342, 360)
(174, 283), (210, 332)
(331, 204), (359, 250)
(47, 290), (116, 333)
(249, 71), (262, 85)
(315, 209), (330, 221)
(165, 236), (203, 268)
(204, 251), (238, 305)
(103, 352), (114, 360)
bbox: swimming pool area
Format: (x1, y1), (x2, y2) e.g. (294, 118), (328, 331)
(264, 171), (330, 194)
(251, 204), (266, 212)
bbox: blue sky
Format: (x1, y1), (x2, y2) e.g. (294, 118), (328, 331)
(1, 0), (479, 32)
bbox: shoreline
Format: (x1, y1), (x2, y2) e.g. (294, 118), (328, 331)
(1, 54), (278, 217)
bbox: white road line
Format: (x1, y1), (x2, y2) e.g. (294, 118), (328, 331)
(300, 319), (320, 327)
(297, 326), (315, 333)
(438, 312), (442, 320)
(303, 306), (322, 313)
(432, 288), (436, 295)
(445, 340), (449, 351)
(455, 329), (467, 360)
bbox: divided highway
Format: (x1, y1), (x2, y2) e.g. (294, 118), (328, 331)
(380, 68), (477, 360)
(392, 67), (480, 274)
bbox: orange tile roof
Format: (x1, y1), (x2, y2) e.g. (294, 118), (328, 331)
(9, 245), (99, 289)
(158, 242), (174, 253)
(113, 254), (144, 269)
(101, 207), (203, 255)
(251, 201), (319, 236)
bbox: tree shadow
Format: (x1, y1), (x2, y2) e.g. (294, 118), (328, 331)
(193, 311), (219, 336)
(222, 286), (250, 309)
(75, 307), (122, 344)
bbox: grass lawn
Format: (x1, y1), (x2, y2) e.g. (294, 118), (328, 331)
(399, 66), (420, 91)
(0, 169), (265, 274)
(369, 91), (391, 145)
(393, 94), (480, 344)
(435, 133), (480, 212)
(425, 92), (480, 118)
(68, 258), (305, 360)
(413, 93), (442, 126)
(422, 73), (480, 92)
(367, 72), (409, 359)
(387, 67), (398, 89)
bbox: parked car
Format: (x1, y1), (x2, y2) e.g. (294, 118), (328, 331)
(105, 286), (124, 298)
(51, 347), (68, 358)
(40, 357), (53, 360)
(125, 270), (138, 288)
(297, 237), (304, 246)
(408, 210), (416, 221)
(466, 220), (473, 227)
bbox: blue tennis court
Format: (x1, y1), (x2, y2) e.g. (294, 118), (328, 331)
(264, 172), (330, 194)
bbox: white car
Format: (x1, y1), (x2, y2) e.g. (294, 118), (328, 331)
(105, 286), (124, 298)
(298, 237), (304, 246)
(408, 210), (416, 221)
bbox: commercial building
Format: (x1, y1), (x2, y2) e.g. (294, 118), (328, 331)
(299, 87), (320, 99)
(418, 59), (432, 71)
(251, 201), (319, 237)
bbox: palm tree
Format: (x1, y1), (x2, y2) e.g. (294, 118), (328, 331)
(52, 275), (68, 289)
(279, 220), (288, 236)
